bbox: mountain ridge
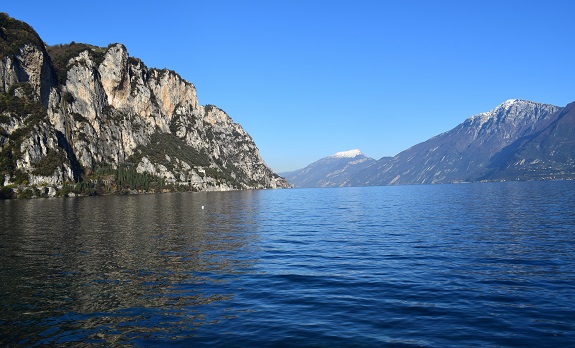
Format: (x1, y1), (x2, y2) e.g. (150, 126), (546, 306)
(287, 99), (574, 188)
(350, 98), (572, 186)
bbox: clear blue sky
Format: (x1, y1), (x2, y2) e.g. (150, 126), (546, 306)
(3, 1), (575, 172)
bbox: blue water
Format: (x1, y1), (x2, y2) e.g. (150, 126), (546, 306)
(1, 181), (574, 347)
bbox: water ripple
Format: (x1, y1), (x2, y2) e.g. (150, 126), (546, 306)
(1, 182), (575, 346)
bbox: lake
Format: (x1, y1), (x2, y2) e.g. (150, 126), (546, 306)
(1, 181), (574, 347)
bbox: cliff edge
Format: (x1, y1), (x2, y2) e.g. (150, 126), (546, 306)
(0, 13), (289, 198)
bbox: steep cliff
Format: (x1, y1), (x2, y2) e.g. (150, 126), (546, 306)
(0, 13), (289, 198)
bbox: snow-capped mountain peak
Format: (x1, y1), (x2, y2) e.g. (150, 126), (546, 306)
(469, 99), (532, 126)
(281, 149), (376, 187)
(330, 149), (363, 158)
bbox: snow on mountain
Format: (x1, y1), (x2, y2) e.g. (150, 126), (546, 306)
(329, 149), (363, 158)
(350, 99), (566, 186)
(281, 150), (375, 187)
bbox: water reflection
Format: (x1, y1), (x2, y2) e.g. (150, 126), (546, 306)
(2, 182), (574, 346)
(0, 191), (262, 345)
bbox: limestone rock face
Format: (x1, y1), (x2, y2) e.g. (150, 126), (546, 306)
(0, 43), (55, 108)
(0, 13), (289, 195)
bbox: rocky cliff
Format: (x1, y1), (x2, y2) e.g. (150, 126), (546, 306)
(0, 13), (289, 198)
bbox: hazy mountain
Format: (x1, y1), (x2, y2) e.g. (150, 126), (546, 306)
(281, 150), (377, 188)
(0, 13), (289, 198)
(351, 99), (573, 185)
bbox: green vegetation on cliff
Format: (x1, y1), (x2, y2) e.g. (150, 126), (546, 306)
(0, 83), (54, 183)
(0, 13), (45, 59)
(130, 133), (211, 171)
(47, 42), (108, 85)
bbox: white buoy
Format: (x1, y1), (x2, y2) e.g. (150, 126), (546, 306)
(201, 205), (204, 210)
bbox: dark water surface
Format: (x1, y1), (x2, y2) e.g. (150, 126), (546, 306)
(1, 181), (574, 347)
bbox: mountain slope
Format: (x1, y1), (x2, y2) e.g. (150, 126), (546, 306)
(351, 99), (566, 186)
(281, 150), (377, 188)
(483, 101), (575, 181)
(0, 13), (289, 198)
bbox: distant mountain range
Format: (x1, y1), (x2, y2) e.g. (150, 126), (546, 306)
(281, 150), (376, 188)
(285, 99), (575, 187)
